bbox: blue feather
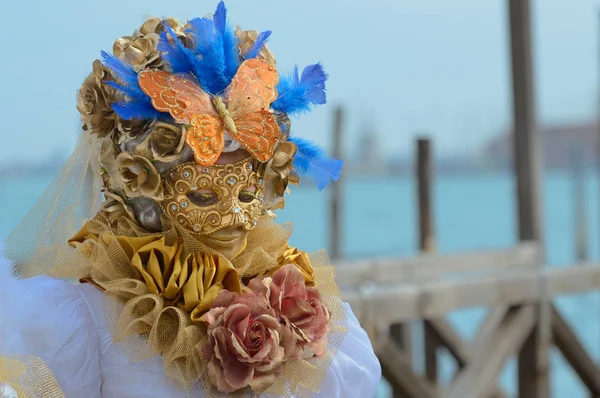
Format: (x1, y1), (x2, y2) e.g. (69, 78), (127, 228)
(186, 17), (214, 41)
(272, 63), (328, 115)
(158, 30), (194, 73)
(112, 101), (164, 120)
(104, 81), (145, 100)
(213, 1), (240, 81)
(185, 17), (227, 93)
(100, 51), (144, 97)
(101, 50), (164, 120)
(245, 30), (272, 59)
(290, 137), (343, 190)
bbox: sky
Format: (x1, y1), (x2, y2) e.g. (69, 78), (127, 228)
(0, 0), (599, 164)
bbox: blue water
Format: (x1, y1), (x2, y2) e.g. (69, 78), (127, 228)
(1, 172), (599, 397)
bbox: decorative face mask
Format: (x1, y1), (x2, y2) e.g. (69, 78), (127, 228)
(161, 158), (264, 235)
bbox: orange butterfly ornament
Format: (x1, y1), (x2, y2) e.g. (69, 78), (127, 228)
(138, 58), (282, 166)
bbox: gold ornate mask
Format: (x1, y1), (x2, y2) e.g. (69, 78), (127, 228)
(161, 158), (264, 235)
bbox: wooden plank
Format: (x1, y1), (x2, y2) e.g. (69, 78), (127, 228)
(426, 318), (467, 369)
(335, 242), (540, 287)
(446, 306), (536, 398)
(390, 323), (413, 363)
(423, 321), (438, 385)
(426, 317), (507, 397)
(470, 307), (509, 356)
(376, 335), (438, 398)
(330, 107), (344, 261)
(343, 265), (600, 324)
(551, 306), (600, 395)
(547, 265), (600, 294)
(518, 321), (551, 398)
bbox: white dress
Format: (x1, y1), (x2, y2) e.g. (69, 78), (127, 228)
(0, 241), (381, 397)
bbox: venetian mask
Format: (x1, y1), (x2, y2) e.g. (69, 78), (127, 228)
(161, 158), (264, 236)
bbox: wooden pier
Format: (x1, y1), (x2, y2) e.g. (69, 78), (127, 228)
(331, 2), (600, 396)
(337, 244), (600, 397)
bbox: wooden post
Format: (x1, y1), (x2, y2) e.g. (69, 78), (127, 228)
(389, 138), (436, 395)
(417, 138), (435, 253)
(597, 7), (600, 268)
(508, 0), (549, 397)
(417, 138), (438, 386)
(570, 144), (588, 262)
(330, 107), (343, 261)
(597, 7), (600, 270)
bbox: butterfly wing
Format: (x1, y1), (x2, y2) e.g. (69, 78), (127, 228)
(138, 70), (218, 123)
(232, 110), (281, 162)
(139, 70), (223, 165)
(224, 58), (279, 118)
(223, 59), (281, 161)
(186, 114), (225, 166)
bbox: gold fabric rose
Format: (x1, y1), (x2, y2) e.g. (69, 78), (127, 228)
(277, 245), (315, 285)
(140, 17), (184, 36)
(79, 233), (242, 326)
(99, 138), (123, 191)
(204, 290), (286, 393)
(116, 152), (163, 200)
(265, 142), (296, 180)
(76, 60), (118, 138)
(116, 118), (150, 143)
(261, 142), (298, 210)
(175, 248), (242, 323)
(252, 245), (315, 286)
(127, 236), (179, 295)
(139, 122), (186, 162)
(113, 33), (161, 72)
(236, 27), (276, 65)
(100, 191), (136, 227)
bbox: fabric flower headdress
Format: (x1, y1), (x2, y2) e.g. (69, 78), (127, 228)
(81, 1), (342, 211)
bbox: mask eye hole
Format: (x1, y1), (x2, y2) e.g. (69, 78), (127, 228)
(187, 189), (218, 207)
(238, 186), (256, 203)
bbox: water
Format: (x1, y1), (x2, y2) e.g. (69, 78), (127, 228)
(1, 171), (599, 397)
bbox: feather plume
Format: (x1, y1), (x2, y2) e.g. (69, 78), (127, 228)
(111, 101), (166, 121)
(245, 30), (272, 59)
(272, 63), (328, 115)
(104, 81), (144, 100)
(289, 137), (343, 190)
(213, 1), (241, 81)
(101, 50), (163, 120)
(157, 30), (194, 74)
(185, 17), (227, 93)
(101, 51), (145, 98)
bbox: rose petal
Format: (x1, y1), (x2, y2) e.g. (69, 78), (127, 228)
(211, 289), (239, 308)
(230, 333), (251, 360)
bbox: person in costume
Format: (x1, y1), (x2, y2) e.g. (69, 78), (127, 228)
(0, 2), (381, 397)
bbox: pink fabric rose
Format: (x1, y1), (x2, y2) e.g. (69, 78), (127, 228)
(249, 264), (330, 357)
(204, 290), (285, 393)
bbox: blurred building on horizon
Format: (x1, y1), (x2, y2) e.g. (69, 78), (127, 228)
(484, 122), (599, 170)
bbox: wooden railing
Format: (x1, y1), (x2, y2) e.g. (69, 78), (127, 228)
(336, 246), (600, 397)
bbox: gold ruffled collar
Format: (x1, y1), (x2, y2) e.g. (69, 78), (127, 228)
(62, 215), (343, 397)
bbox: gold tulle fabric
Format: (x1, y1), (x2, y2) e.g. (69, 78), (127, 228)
(0, 355), (65, 398)
(6, 133), (348, 397)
